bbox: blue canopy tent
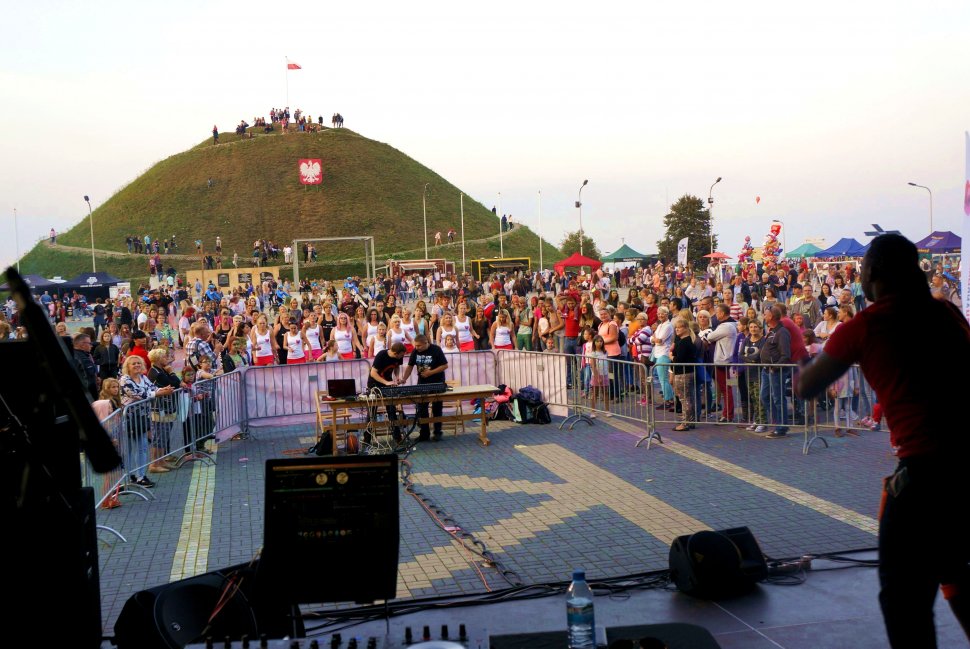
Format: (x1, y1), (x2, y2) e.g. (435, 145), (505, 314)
(0, 274), (57, 292)
(815, 238), (867, 258)
(914, 231), (961, 254)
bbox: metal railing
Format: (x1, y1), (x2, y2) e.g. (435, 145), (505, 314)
(85, 352), (880, 540)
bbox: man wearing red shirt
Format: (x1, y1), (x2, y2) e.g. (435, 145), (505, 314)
(560, 295), (580, 344)
(797, 234), (970, 648)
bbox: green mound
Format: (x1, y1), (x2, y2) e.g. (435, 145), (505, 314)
(14, 126), (561, 281)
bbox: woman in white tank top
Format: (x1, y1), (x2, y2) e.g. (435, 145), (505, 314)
(363, 309), (382, 346)
(285, 320), (307, 364)
(368, 322), (388, 358)
(489, 309), (514, 350)
(400, 310), (417, 353)
(249, 314), (277, 366)
(386, 315), (408, 349)
(436, 312), (458, 348)
(454, 302), (477, 352)
(303, 314), (324, 360)
(331, 313), (361, 360)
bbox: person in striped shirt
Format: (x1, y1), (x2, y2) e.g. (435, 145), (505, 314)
(722, 289), (744, 323)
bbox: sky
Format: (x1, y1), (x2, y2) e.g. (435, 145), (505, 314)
(1, 0), (967, 271)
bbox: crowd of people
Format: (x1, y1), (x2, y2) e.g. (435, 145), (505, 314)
(211, 107), (346, 143)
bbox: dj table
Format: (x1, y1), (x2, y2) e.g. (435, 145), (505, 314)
(321, 384), (499, 453)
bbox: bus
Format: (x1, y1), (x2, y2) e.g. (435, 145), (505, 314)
(469, 257), (531, 282)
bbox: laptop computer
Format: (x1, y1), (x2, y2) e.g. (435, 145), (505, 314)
(326, 378), (358, 399)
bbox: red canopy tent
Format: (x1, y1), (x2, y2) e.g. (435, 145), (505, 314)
(554, 253), (603, 274)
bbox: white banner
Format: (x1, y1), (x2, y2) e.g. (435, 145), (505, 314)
(677, 237), (689, 266)
(963, 131), (970, 321)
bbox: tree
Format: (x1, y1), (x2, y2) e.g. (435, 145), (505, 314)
(559, 230), (601, 260)
(657, 195), (717, 270)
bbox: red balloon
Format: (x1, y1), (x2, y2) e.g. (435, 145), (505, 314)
(755, 196), (761, 204)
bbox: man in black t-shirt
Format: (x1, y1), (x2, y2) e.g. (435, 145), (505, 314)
(400, 335), (449, 441)
(368, 342), (407, 442)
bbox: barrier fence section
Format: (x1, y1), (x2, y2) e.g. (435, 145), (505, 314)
(243, 352), (497, 428)
(494, 350), (570, 417)
(646, 361), (827, 453)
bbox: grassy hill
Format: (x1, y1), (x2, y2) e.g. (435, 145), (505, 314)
(11, 125), (562, 282)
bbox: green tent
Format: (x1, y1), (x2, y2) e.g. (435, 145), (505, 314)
(602, 243), (650, 262)
(785, 242), (823, 259)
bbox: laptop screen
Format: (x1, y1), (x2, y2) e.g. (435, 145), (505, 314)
(326, 378), (357, 398)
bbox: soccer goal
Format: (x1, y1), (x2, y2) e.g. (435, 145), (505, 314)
(292, 236), (377, 284)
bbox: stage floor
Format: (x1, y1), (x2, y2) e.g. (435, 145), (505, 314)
(95, 416), (966, 647)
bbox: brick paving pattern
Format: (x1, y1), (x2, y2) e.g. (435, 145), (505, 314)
(95, 417), (896, 632)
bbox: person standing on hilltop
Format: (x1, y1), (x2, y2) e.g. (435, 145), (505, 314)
(215, 236), (222, 254)
(435, 231), (442, 246)
(49, 228), (56, 245)
(212, 125), (219, 144)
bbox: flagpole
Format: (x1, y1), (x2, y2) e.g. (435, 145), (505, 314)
(285, 56), (289, 108)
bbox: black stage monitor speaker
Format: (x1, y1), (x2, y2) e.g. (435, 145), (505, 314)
(258, 454), (399, 605)
(114, 562), (296, 649)
(668, 526), (768, 598)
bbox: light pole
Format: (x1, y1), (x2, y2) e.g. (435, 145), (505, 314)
(84, 195), (96, 272)
(907, 182), (933, 234)
(498, 192), (504, 258)
(13, 207), (20, 273)
(422, 183), (430, 259)
(537, 190), (543, 271)
(576, 179), (588, 256)
(460, 192), (466, 274)
(707, 177), (722, 255)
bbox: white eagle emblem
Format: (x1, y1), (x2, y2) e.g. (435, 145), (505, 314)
(300, 160), (321, 184)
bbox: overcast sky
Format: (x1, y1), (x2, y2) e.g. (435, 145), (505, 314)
(1, 0), (967, 270)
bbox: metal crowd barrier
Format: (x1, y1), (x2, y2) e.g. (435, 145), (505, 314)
(645, 360), (827, 454)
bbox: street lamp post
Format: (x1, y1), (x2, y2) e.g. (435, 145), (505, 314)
(13, 207), (20, 273)
(498, 192), (504, 258)
(422, 183), (430, 259)
(460, 192), (466, 274)
(537, 190), (543, 271)
(576, 179), (588, 256)
(707, 177), (722, 256)
(84, 195), (96, 272)
(907, 182), (933, 234)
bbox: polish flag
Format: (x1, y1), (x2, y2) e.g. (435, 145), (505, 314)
(287, 61), (301, 70)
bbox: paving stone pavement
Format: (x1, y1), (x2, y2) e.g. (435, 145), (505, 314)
(95, 416), (896, 633)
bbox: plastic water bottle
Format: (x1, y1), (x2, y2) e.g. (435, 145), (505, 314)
(566, 569), (595, 649)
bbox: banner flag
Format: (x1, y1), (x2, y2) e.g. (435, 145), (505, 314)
(677, 237), (689, 266)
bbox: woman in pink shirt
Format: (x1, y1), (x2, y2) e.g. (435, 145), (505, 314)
(598, 307), (622, 401)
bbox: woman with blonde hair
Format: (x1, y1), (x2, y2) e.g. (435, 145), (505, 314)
(435, 312), (458, 348)
(386, 314), (408, 350)
(119, 355), (175, 487)
(331, 312), (363, 359)
(250, 313), (277, 366)
(147, 347), (180, 473)
(489, 309), (515, 350)
(670, 317), (698, 432)
(93, 378), (124, 509)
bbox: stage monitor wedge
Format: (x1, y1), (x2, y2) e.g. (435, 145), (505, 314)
(259, 454), (399, 604)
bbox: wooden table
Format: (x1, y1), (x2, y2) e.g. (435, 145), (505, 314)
(321, 384), (498, 453)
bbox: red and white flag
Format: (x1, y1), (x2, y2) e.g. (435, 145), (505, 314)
(287, 60), (301, 70)
(299, 159), (322, 185)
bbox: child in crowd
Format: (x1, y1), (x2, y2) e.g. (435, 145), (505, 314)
(322, 339), (341, 362)
(542, 335), (558, 352)
(802, 330), (822, 358)
(579, 327), (594, 397)
(586, 335), (610, 417)
(442, 333), (460, 357)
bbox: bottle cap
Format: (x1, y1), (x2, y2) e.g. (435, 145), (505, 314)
(572, 569), (586, 581)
